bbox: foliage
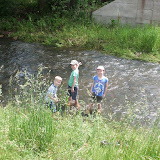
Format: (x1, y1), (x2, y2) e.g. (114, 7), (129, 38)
(0, 1), (160, 63)
(0, 0), (111, 18)
(1, 15), (160, 63)
(0, 0), (37, 17)
(0, 105), (159, 159)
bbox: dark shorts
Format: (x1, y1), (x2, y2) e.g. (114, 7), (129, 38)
(68, 85), (78, 100)
(91, 93), (103, 103)
(46, 102), (56, 113)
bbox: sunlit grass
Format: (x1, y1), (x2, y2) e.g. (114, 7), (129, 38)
(0, 105), (160, 159)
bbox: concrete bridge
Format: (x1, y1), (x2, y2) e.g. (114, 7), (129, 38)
(93, 0), (160, 25)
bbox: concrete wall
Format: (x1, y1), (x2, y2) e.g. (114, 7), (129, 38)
(93, 0), (160, 25)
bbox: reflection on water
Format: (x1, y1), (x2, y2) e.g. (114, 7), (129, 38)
(0, 38), (160, 124)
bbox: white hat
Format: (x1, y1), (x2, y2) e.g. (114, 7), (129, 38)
(70, 60), (78, 65)
(97, 66), (105, 70)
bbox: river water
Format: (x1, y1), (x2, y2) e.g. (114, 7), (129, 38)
(0, 38), (160, 124)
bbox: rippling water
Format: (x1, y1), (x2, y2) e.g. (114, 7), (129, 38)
(0, 38), (160, 124)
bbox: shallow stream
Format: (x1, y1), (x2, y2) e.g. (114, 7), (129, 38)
(0, 38), (160, 124)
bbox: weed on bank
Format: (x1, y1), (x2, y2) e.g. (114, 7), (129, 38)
(0, 104), (160, 159)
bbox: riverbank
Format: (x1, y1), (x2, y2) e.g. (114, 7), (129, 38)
(0, 69), (160, 159)
(0, 16), (160, 63)
(0, 105), (159, 159)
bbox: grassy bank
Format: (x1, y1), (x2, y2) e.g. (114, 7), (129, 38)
(0, 69), (160, 159)
(0, 16), (160, 63)
(0, 105), (160, 160)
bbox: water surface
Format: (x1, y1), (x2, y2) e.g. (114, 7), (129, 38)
(0, 38), (160, 124)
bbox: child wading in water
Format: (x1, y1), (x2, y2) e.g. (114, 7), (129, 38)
(68, 60), (82, 109)
(87, 66), (108, 114)
(45, 76), (62, 116)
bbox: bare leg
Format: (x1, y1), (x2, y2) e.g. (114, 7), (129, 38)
(86, 103), (93, 114)
(68, 96), (72, 102)
(67, 96), (72, 106)
(53, 112), (58, 120)
(97, 103), (102, 114)
(75, 99), (81, 110)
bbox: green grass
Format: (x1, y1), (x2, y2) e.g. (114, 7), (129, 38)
(0, 69), (160, 159)
(1, 16), (160, 63)
(0, 105), (160, 160)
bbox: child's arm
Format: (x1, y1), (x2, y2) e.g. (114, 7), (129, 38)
(48, 94), (58, 102)
(102, 82), (108, 98)
(54, 94), (58, 102)
(90, 81), (94, 94)
(77, 62), (82, 68)
(71, 76), (77, 92)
